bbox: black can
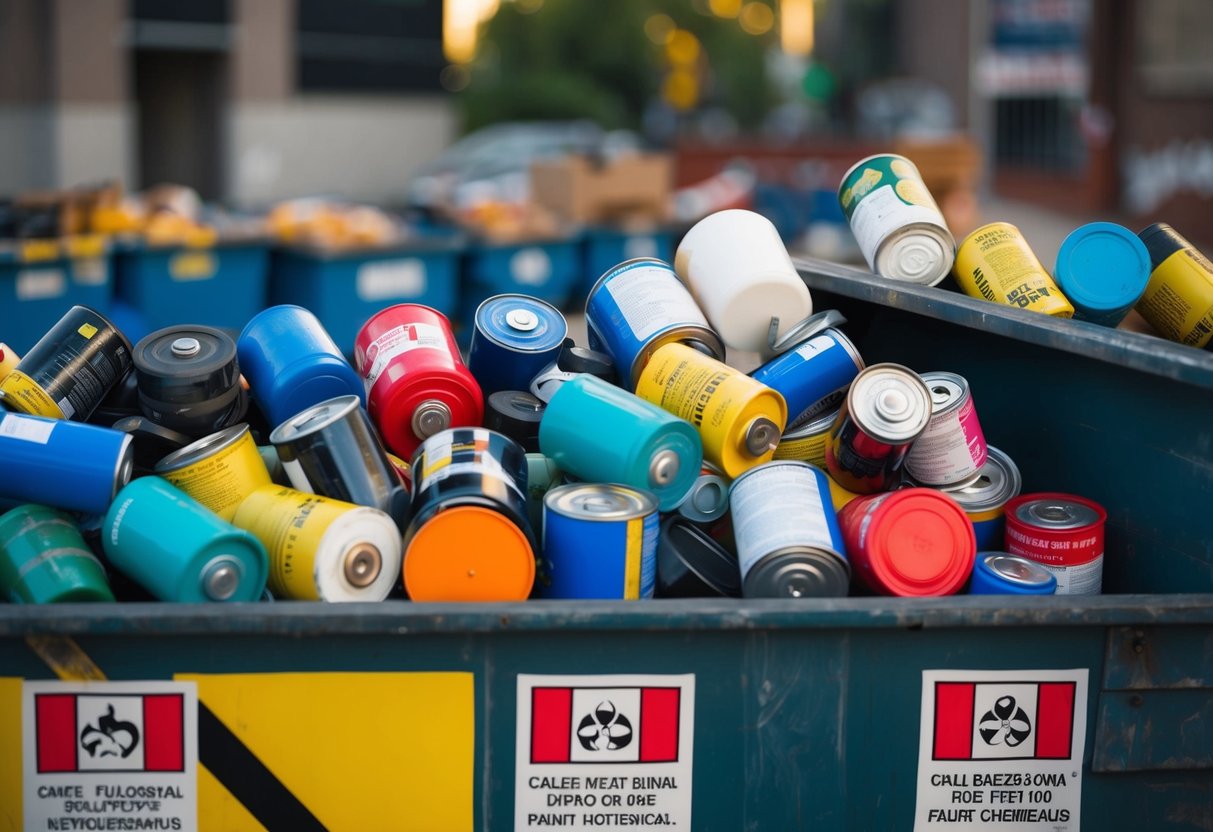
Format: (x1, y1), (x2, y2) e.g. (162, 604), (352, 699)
(656, 516), (741, 598)
(133, 325), (247, 437)
(485, 390), (545, 453)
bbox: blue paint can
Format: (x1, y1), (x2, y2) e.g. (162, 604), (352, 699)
(1053, 222), (1152, 327)
(467, 294), (567, 396)
(969, 552), (1056, 595)
(540, 483), (659, 599)
(103, 476), (269, 602)
(237, 305), (365, 429)
(585, 258), (724, 389)
(540, 374), (701, 512)
(0, 411), (133, 515)
(751, 325), (864, 425)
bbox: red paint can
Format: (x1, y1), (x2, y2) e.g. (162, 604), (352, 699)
(837, 487), (976, 596)
(354, 304), (484, 458)
(1003, 492), (1106, 596)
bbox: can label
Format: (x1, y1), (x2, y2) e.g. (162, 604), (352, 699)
(626, 512), (661, 599)
(731, 465), (838, 579)
(361, 322), (446, 392)
(237, 490), (349, 600)
(160, 430), (270, 521)
(773, 429), (829, 465)
(1004, 525), (1103, 596)
(416, 429), (522, 498)
(604, 260), (709, 342)
(0, 413), (55, 444)
(0, 373), (65, 418)
(1137, 248), (1213, 347)
(955, 224), (1074, 317)
(840, 155), (947, 264)
(904, 396), (988, 485)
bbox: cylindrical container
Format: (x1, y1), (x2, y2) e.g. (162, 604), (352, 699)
(636, 342), (787, 479)
(0, 505), (115, 603)
(258, 443), (291, 485)
(751, 327), (864, 425)
(825, 363), (931, 494)
(838, 488), (976, 597)
(0, 306), (133, 420)
(133, 325), (247, 437)
(485, 390), (544, 454)
(675, 209), (813, 352)
(933, 445), (1021, 550)
(904, 371), (988, 487)
(585, 257), (724, 389)
(1137, 223), (1213, 348)
(268, 395), (410, 527)
(969, 552), (1057, 596)
(656, 516), (741, 598)
(237, 305), (366, 430)
(354, 304), (484, 458)
(232, 485), (401, 602)
(828, 475), (863, 512)
(405, 428), (535, 601)
(539, 483), (659, 600)
(103, 477), (268, 602)
(529, 344), (617, 403)
(0, 412), (133, 515)
(154, 424), (272, 521)
(774, 408), (837, 467)
(525, 453), (564, 548)
(541, 374), (701, 512)
(674, 466), (730, 524)
(1004, 492), (1106, 596)
(730, 462), (850, 598)
(468, 294), (567, 396)
(0, 343), (21, 381)
(838, 154), (956, 285)
(954, 223), (1075, 317)
(1053, 222), (1152, 327)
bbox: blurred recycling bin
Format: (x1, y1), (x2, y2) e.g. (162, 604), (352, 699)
(0, 235), (111, 353)
(460, 233), (583, 329)
(580, 224), (676, 299)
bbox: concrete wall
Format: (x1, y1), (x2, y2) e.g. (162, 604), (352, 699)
(896, 0), (974, 129)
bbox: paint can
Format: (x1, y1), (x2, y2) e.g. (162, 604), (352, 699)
(529, 341), (616, 403)
(635, 342), (786, 479)
(404, 427), (535, 601)
(540, 373), (701, 511)
(825, 363), (931, 494)
(903, 371), (988, 487)
(0, 411), (133, 515)
(930, 445), (1021, 551)
(1053, 222), (1152, 327)
(773, 408), (837, 467)
(674, 466), (730, 524)
(154, 423), (272, 521)
(0, 504), (114, 603)
(969, 552), (1057, 596)
(585, 257), (724, 389)
(0, 343), (21, 381)
(730, 461), (850, 598)
(0, 305), (133, 421)
(133, 325), (247, 437)
(837, 488), (976, 597)
(268, 395), (410, 527)
(232, 484), (401, 602)
(1004, 492), (1106, 596)
(539, 483), (659, 600)
(675, 209), (814, 352)
(525, 453), (564, 548)
(467, 294), (567, 396)
(237, 305), (365, 431)
(655, 515), (741, 598)
(1137, 223), (1213, 348)
(485, 390), (545, 453)
(750, 325), (864, 425)
(103, 476), (268, 602)
(838, 154), (955, 285)
(953, 223), (1074, 317)
(354, 304), (483, 458)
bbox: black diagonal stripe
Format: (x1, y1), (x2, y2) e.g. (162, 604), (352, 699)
(198, 702), (328, 831)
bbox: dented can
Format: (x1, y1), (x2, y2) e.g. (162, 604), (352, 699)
(155, 424), (272, 521)
(1137, 223), (1213, 348)
(1004, 492), (1106, 596)
(903, 371), (988, 487)
(954, 222), (1074, 317)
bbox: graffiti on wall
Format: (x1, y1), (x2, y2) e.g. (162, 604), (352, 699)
(1123, 139), (1213, 214)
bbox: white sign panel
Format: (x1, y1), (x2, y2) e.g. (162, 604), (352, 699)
(915, 669), (1088, 832)
(23, 681), (198, 832)
(515, 674), (694, 831)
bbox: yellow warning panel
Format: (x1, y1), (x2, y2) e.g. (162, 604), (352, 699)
(0, 678), (21, 832)
(177, 672), (474, 832)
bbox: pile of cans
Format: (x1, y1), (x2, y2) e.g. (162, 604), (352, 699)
(0, 206), (1108, 605)
(841, 153), (1213, 349)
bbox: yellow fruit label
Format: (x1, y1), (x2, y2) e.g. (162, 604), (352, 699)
(895, 179), (932, 208)
(0, 371), (64, 419)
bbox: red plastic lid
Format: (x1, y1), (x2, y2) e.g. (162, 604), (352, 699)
(864, 488), (976, 596)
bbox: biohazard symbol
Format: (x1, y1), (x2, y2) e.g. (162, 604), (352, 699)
(80, 704), (140, 759)
(576, 700), (633, 752)
(978, 695), (1032, 747)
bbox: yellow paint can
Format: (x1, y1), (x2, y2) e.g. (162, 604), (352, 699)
(154, 424), (271, 521)
(954, 222), (1074, 318)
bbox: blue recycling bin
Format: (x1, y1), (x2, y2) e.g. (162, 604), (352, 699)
(0, 236), (112, 353)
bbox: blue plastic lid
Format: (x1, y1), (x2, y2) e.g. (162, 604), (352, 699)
(1054, 222), (1152, 312)
(474, 294), (567, 352)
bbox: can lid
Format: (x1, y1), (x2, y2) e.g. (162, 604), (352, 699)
(269, 394), (361, 444)
(743, 546), (851, 598)
(404, 505), (535, 601)
(134, 325), (240, 403)
(649, 449), (682, 486)
(412, 399), (452, 440)
(764, 309), (848, 357)
(342, 542), (382, 588)
(475, 294), (568, 353)
(155, 423), (250, 472)
(200, 557), (243, 601)
(919, 371), (967, 415)
(656, 516), (741, 598)
(743, 417), (781, 456)
(546, 483), (657, 521)
(1055, 222), (1152, 312)
(1012, 495), (1102, 529)
(862, 488), (976, 596)
(675, 470), (729, 523)
(979, 553), (1056, 588)
(848, 363), (932, 443)
(938, 446), (1021, 512)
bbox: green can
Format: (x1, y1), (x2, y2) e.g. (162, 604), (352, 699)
(0, 504), (115, 603)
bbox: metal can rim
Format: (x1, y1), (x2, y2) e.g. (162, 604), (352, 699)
(155, 423), (251, 472)
(268, 395), (361, 445)
(474, 293), (568, 353)
(545, 482), (657, 521)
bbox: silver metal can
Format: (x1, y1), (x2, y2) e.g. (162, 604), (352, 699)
(904, 371), (989, 487)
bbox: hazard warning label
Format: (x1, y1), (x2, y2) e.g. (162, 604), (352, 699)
(914, 669), (1088, 831)
(514, 674), (694, 831)
(22, 680), (198, 831)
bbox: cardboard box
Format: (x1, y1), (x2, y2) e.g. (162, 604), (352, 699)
(531, 153), (673, 225)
